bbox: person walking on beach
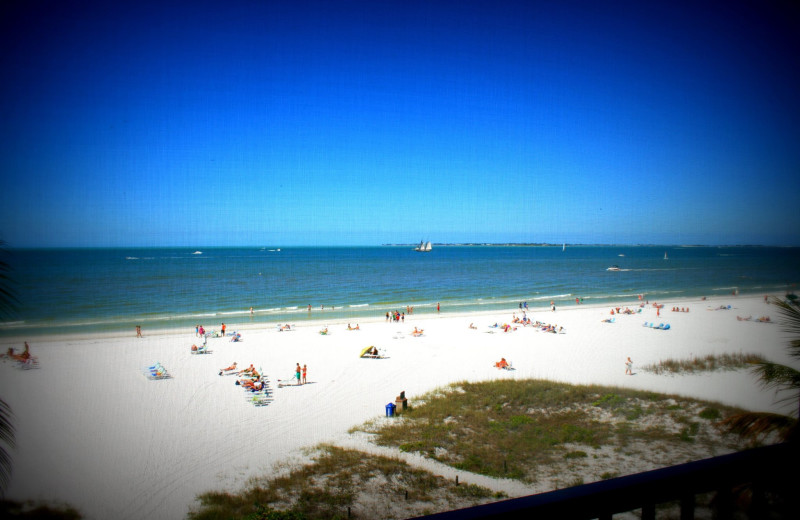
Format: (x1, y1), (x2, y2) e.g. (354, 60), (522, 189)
(136, 325), (142, 338)
(302, 364), (307, 384)
(437, 302), (440, 312)
(625, 357), (633, 375)
(221, 323), (226, 337)
(296, 363), (302, 385)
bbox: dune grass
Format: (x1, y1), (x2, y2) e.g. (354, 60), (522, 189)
(355, 379), (749, 483)
(189, 445), (502, 520)
(640, 352), (766, 375)
(191, 379), (752, 519)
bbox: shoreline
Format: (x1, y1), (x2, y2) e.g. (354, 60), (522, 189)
(1, 293), (794, 520)
(0, 292), (770, 346)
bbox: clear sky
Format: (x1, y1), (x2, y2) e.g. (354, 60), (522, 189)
(1, 0), (799, 247)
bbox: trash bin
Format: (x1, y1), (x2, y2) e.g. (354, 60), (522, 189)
(385, 402), (396, 417)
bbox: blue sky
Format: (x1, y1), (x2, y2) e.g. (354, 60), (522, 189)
(1, 0), (799, 247)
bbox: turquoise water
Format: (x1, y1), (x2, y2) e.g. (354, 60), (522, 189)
(2, 245), (798, 337)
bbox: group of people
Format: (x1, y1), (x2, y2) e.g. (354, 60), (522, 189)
(295, 363), (307, 385)
(671, 307), (690, 312)
(347, 323), (360, 330)
(386, 311), (405, 323)
(737, 315), (771, 322)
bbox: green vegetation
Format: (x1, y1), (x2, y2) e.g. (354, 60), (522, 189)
(720, 297), (800, 443)
(189, 445), (500, 520)
(193, 380), (755, 519)
(356, 380), (747, 483)
(640, 352), (766, 375)
(0, 499), (82, 519)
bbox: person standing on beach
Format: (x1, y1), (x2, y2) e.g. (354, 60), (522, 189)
(221, 323), (226, 337)
(302, 364), (307, 384)
(296, 363), (302, 385)
(437, 302), (440, 312)
(625, 357), (633, 375)
(136, 325), (142, 338)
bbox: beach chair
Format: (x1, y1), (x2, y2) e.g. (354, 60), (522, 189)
(191, 344), (212, 354)
(143, 362), (170, 379)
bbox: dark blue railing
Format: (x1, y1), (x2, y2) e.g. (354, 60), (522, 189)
(414, 443), (797, 519)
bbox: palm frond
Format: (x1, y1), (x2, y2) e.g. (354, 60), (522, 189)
(0, 398), (15, 496)
(0, 241), (19, 320)
(770, 296), (800, 360)
(749, 362), (800, 393)
(718, 412), (798, 443)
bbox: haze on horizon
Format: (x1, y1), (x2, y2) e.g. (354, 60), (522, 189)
(1, 0), (799, 248)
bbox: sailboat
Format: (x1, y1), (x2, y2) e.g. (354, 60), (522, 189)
(562, 243), (565, 252)
(664, 251), (668, 260)
(414, 240), (432, 252)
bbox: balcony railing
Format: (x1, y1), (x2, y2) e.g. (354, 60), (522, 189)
(415, 443), (797, 519)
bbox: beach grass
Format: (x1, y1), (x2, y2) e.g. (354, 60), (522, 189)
(189, 445), (502, 520)
(640, 352), (766, 375)
(354, 380), (750, 483)
(191, 380), (756, 519)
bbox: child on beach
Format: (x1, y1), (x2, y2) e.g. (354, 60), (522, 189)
(625, 357), (633, 375)
(302, 364), (307, 384)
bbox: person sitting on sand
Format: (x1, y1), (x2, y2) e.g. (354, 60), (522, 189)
(494, 358), (509, 369)
(412, 327), (423, 336)
(469, 323), (477, 329)
(320, 327), (328, 335)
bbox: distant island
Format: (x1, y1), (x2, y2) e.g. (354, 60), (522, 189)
(382, 243), (776, 248)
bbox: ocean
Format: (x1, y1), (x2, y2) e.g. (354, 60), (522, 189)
(1, 245), (798, 338)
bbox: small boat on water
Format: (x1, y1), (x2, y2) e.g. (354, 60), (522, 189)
(192, 251), (203, 255)
(414, 241), (432, 252)
(607, 265), (621, 271)
(664, 251), (668, 260)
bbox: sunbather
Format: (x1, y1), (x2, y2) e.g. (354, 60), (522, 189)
(494, 358), (509, 369)
(220, 362), (237, 373)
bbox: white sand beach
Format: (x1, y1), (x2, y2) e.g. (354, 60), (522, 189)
(0, 294), (793, 519)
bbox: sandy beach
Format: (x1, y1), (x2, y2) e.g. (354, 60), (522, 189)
(0, 294), (793, 519)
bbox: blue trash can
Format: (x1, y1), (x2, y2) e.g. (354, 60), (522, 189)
(385, 402), (396, 417)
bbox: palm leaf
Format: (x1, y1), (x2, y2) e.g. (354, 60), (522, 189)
(718, 412), (798, 443)
(0, 241), (19, 320)
(749, 362), (800, 393)
(0, 398), (15, 496)
(770, 296), (800, 357)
